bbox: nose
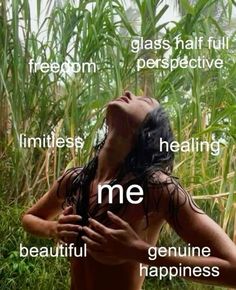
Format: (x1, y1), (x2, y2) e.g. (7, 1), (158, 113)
(124, 91), (134, 100)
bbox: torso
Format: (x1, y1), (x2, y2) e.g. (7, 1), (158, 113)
(70, 171), (167, 290)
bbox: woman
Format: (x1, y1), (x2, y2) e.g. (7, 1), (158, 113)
(22, 92), (236, 290)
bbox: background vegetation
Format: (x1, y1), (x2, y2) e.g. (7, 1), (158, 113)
(0, 0), (236, 289)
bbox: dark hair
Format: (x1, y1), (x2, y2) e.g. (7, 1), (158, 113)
(124, 105), (174, 175)
(58, 104), (199, 235)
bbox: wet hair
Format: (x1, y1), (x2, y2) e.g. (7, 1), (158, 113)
(124, 104), (174, 175)
(57, 104), (200, 234)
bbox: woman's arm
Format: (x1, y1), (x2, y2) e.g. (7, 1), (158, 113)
(22, 169), (81, 241)
(82, 182), (236, 287)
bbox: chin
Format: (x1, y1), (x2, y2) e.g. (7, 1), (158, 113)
(107, 100), (128, 115)
(106, 103), (130, 131)
(108, 99), (126, 106)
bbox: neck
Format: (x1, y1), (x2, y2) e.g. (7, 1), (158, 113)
(96, 131), (133, 182)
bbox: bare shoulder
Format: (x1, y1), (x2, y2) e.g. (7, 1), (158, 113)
(56, 166), (83, 199)
(147, 170), (179, 198)
(23, 167), (83, 220)
(147, 170), (202, 222)
(148, 170), (174, 185)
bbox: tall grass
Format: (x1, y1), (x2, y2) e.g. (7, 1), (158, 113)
(0, 0), (236, 289)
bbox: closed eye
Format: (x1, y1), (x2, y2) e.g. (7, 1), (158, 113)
(138, 97), (153, 104)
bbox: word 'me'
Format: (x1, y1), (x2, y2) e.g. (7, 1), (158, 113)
(98, 184), (143, 204)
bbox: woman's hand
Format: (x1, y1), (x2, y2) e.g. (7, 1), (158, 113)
(55, 206), (82, 243)
(82, 211), (148, 261)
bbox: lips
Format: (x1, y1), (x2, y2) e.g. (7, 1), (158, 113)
(116, 96), (129, 103)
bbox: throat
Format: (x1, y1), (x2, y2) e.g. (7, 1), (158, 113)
(96, 131), (134, 182)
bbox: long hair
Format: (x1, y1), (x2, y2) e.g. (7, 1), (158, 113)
(58, 104), (199, 234)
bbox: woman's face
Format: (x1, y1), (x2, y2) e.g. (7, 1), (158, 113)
(106, 92), (159, 135)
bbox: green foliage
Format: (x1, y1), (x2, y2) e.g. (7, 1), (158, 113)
(0, 202), (70, 290)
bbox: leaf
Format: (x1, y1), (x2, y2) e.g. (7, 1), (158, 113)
(179, 0), (194, 15)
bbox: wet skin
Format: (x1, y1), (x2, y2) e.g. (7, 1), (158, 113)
(22, 93), (236, 290)
(22, 92), (160, 290)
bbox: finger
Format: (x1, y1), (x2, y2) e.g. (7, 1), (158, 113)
(58, 214), (82, 224)
(88, 218), (110, 236)
(107, 211), (128, 228)
(57, 224), (82, 232)
(58, 230), (79, 238)
(81, 236), (104, 251)
(63, 206), (74, 215)
(83, 226), (107, 244)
